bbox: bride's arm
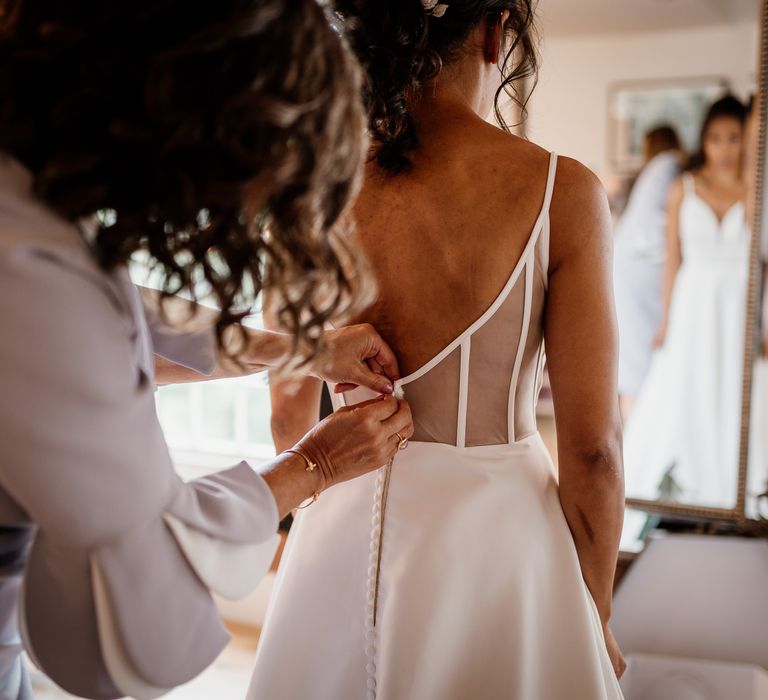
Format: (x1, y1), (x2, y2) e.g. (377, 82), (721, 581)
(543, 157), (625, 631)
(656, 179), (684, 346)
(264, 301), (326, 453)
(270, 374), (325, 453)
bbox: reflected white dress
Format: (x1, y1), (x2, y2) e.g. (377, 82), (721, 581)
(624, 174), (750, 507)
(248, 153), (624, 700)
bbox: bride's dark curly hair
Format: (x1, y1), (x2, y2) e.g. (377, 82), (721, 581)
(334, 0), (539, 174)
(0, 0), (370, 361)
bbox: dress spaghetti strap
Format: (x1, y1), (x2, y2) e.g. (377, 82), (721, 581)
(683, 172), (696, 196)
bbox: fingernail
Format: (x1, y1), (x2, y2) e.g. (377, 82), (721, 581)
(382, 383), (394, 394)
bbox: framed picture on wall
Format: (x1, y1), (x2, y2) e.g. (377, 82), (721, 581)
(608, 76), (730, 173)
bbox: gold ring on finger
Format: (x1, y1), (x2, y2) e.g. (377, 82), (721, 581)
(395, 431), (408, 450)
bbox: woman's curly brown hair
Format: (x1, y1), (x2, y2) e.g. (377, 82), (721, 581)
(0, 0), (370, 362)
(334, 0), (538, 174)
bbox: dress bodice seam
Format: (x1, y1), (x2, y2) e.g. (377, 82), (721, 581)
(396, 152), (559, 390)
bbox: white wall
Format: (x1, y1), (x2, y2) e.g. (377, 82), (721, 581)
(527, 21), (760, 181)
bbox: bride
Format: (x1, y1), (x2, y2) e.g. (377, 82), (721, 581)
(250, 1), (626, 698)
(623, 95), (751, 507)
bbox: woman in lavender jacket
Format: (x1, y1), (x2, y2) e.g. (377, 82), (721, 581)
(0, 1), (412, 698)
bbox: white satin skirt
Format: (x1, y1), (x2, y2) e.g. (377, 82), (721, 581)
(248, 434), (623, 700)
(623, 258), (757, 508)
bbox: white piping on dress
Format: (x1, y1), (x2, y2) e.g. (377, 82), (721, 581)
(531, 211), (551, 417)
(540, 212), (551, 292)
(533, 344), (546, 416)
(394, 152), (559, 390)
(508, 260), (534, 443)
(456, 337), (471, 448)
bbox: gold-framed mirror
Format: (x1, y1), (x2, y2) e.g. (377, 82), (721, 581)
(527, 0), (768, 547)
(624, 0), (768, 525)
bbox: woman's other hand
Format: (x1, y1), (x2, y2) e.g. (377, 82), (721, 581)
(310, 324), (400, 395)
(263, 395), (413, 516)
(298, 395), (413, 487)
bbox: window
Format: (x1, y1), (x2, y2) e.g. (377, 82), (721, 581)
(130, 255), (275, 478)
(156, 373), (275, 477)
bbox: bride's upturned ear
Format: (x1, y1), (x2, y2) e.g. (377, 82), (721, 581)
(483, 10), (511, 65)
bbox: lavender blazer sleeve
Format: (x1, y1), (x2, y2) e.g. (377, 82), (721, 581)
(140, 290), (218, 377)
(0, 178), (280, 699)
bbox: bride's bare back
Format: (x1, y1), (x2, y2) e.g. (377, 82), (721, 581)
(349, 110), (553, 376)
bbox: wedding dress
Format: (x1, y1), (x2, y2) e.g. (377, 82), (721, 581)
(624, 173), (751, 507)
(248, 153), (624, 700)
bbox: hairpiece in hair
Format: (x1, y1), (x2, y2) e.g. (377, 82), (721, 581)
(422, 0), (449, 17)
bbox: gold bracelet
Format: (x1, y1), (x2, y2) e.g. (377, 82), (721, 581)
(297, 492), (320, 509)
(285, 447), (323, 509)
(285, 447), (318, 473)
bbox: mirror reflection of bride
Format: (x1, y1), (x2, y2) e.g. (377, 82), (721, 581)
(623, 96), (753, 507)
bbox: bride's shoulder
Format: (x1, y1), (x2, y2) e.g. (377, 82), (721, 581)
(545, 155), (607, 211)
(475, 131), (599, 196)
(547, 156), (612, 255)
(550, 155), (604, 198)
